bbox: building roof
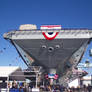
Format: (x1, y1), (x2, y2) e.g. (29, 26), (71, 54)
(0, 66), (25, 81)
(0, 66), (20, 77)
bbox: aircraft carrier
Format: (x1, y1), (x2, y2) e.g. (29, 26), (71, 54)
(3, 24), (92, 85)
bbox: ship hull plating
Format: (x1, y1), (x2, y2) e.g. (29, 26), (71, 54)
(4, 28), (92, 85)
(12, 39), (89, 74)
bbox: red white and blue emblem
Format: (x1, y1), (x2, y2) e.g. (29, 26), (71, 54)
(41, 25), (61, 40)
(42, 32), (58, 40)
(48, 74), (58, 79)
(42, 32), (59, 40)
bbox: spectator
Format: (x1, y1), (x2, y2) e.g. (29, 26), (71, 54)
(83, 85), (87, 92)
(87, 84), (92, 92)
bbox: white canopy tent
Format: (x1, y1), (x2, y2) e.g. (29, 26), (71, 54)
(0, 66), (25, 81)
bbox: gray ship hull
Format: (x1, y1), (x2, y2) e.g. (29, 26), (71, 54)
(3, 29), (92, 84)
(12, 39), (89, 74)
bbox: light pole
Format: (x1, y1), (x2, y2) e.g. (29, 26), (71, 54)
(35, 72), (38, 88)
(34, 66), (41, 88)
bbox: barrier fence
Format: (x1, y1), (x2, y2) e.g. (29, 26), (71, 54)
(0, 88), (92, 92)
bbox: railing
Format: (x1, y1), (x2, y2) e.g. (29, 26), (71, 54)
(0, 88), (62, 92)
(0, 88), (92, 92)
(4, 29), (92, 35)
(0, 88), (28, 92)
(4, 29), (92, 40)
(10, 29), (92, 34)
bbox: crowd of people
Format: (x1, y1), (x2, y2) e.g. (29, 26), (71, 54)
(0, 80), (92, 92)
(8, 80), (29, 92)
(64, 84), (92, 92)
(39, 84), (92, 92)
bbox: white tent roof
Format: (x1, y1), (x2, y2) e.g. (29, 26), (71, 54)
(0, 66), (20, 77)
(83, 76), (91, 80)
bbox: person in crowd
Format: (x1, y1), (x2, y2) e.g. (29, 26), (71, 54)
(0, 80), (7, 88)
(12, 80), (17, 88)
(87, 84), (92, 92)
(76, 86), (80, 92)
(82, 84), (87, 92)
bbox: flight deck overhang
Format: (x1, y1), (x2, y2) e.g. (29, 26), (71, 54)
(3, 29), (92, 40)
(3, 29), (92, 85)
